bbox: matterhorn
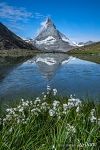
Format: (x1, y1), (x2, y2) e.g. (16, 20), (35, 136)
(33, 18), (78, 52)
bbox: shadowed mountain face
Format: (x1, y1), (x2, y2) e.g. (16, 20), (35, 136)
(33, 18), (77, 52)
(0, 23), (36, 50)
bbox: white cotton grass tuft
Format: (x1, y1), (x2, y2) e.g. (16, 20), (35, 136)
(90, 109), (97, 123)
(53, 89), (57, 96)
(0, 86), (99, 129)
(66, 124), (76, 134)
(49, 109), (55, 117)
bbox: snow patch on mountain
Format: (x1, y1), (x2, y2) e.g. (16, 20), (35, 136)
(35, 36), (56, 45)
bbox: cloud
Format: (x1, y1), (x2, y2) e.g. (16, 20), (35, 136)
(36, 15), (51, 35)
(0, 2), (45, 22)
(0, 2), (49, 38)
(36, 19), (48, 36)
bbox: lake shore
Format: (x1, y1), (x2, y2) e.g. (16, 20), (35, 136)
(0, 49), (100, 65)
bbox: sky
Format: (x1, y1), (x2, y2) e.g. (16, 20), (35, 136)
(0, 0), (100, 42)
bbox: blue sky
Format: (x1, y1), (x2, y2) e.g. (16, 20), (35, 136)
(0, 0), (100, 42)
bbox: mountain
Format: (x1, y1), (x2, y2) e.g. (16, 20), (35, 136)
(33, 18), (78, 52)
(78, 41), (94, 47)
(0, 22), (36, 50)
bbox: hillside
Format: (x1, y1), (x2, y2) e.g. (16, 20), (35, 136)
(68, 42), (100, 54)
(0, 22), (37, 50)
(67, 42), (100, 64)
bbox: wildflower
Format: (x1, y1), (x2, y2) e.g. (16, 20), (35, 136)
(53, 89), (57, 96)
(13, 108), (17, 111)
(42, 92), (45, 95)
(98, 118), (100, 126)
(52, 145), (56, 150)
(19, 107), (24, 112)
(43, 95), (46, 100)
(21, 98), (24, 102)
(90, 109), (97, 123)
(90, 115), (97, 123)
(26, 100), (30, 104)
(43, 95), (46, 98)
(34, 97), (41, 105)
(29, 101), (33, 105)
(76, 106), (80, 112)
(57, 115), (61, 120)
(17, 105), (22, 109)
(63, 104), (68, 111)
(70, 94), (73, 99)
(22, 101), (29, 107)
(6, 114), (11, 119)
(47, 85), (51, 91)
(66, 124), (76, 134)
(91, 109), (95, 116)
(49, 109), (55, 117)
(6, 108), (11, 112)
(53, 100), (60, 109)
(31, 108), (41, 116)
(68, 97), (81, 107)
(47, 85), (51, 94)
(17, 119), (21, 124)
(41, 102), (48, 111)
(9, 127), (13, 133)
(67, 101), (75, 108)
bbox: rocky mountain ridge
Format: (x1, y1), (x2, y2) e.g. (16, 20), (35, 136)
(33, 18), (78, 52)
(0, 22), (36, 50)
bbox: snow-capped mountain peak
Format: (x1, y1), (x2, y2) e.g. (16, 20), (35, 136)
(40, 18), (54, 31)
(33, 18), (78, 52)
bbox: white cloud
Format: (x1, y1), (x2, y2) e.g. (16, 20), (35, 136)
(36, 18), (49, 35)
(0, 2), (45, 22)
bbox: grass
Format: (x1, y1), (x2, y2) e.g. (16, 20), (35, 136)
(67, 42), (100, 64)
(68, 42), (100, 54)
(68, 54), (100, 64)
(0, 49), (39, 65)
(0, 87), (100, 150)
(0, 49), (39, 57)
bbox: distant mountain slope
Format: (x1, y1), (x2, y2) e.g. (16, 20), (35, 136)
(0, 22), (36, 50)
(78, 41), (94, 47)
(33, 18), (78, 52)
(68, 42), (100, 54)
(67, 42), (100, 64)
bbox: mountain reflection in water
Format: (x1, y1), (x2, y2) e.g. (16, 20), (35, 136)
(33, 53), (71, 80)
(0, 53), (100, 101)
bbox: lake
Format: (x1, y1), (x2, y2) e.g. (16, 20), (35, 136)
(0, 53), (100, 102)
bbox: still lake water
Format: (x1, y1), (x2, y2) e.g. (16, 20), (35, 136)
(0, 53), (100, 102)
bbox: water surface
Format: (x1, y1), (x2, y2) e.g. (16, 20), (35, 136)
(0, 53), (100, 102)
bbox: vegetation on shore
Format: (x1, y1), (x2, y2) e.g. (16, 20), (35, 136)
(67, 42), (100, 64)
(0, 49), (39, 57)
(0, 49), (39, 65)
(68, 42), (100, 54)
(0, 86), (100, 150)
